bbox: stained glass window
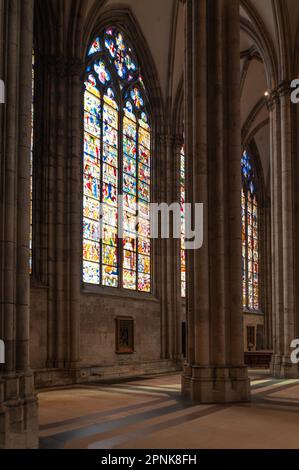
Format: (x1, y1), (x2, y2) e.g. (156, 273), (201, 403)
(241, 150), (259, 310)
(83, 28), (151, 292)
(180, 145), (186, 297)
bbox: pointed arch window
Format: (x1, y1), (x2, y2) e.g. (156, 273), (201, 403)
(241, 150), (259, 310)
(82, 28), (151, 292)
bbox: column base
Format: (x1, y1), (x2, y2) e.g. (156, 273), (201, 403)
(0, 372), (38, 449)
(270, 354), (299, 378)
(182, 364), (250, 403)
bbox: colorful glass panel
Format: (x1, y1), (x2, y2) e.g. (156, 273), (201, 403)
(123, 269), (136, 290)
(123, 87), (151, 292)
(83, 261), (100, 284)
(83, 27), (151, 292)
(88, 37), (101, 56)
(94, 60), (111, 85)
(85, 74), (100, 98)
(130, 87), (144, 109)
(104, 29), (137, 80)
(241, 150), (260, 310)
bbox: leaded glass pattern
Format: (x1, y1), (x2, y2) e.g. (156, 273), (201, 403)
(241, 150), (259, 310)
(180, 145), (186, 298)
(83, 28), (151, 292)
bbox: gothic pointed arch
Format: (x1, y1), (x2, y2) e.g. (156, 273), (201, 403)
(82, 23), (158, 292)
(83, 7), (163, 125)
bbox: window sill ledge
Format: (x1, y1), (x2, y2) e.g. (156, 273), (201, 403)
(81, 284), (160, 302)
(243, 308), (264, 316)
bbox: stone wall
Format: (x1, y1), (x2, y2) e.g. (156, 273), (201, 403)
(80, 294), (161, 365)
(29, 285), (183, 387)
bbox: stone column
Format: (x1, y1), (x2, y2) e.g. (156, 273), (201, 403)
(159, 133), (182, 362)
(157, 133), (167, 360)
(0, 0), (38, 448)
(268, 91), (283, 368)
(262, 196), (273, 350)
(43, 55), (82, 373)
(182, 0), (250, 403)
(269, 82), (299, 378)
(67, 58), (83, 370)
(42, 55), (68, 370)
(45, 55), (58, 369)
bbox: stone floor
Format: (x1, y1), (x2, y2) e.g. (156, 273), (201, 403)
(38, 370), (299, 449)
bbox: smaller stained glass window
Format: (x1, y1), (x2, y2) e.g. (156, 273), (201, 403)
(241, 150), (260, 311)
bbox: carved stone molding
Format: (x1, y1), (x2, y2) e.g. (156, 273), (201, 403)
(267, 80), (293, 110)
(276, 80), (292, 98)
(158, 133), (183, 149)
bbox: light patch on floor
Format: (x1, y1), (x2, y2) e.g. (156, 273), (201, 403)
(38, 372), (299, 449)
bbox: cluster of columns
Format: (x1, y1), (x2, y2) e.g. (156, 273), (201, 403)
(181, 0), (250, 403)
(0, 0), (38, 448)
(268, 82), (299, 378)
(159, 133), (184, 362)
(40, 53), (82, 371)
(32, 5), (84, 373)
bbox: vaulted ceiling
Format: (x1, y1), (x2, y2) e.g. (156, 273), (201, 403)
(106, 0), (176, 102)
(39, 0), (299, 194)
(176, 0), (298, 194)
(240, 1), (299, 192)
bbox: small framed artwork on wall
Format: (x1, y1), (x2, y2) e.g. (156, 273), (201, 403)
(115, 317), (134, 354)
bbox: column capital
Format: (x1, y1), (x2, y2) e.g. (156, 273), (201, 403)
(266, 90), (279, 111)
(158, 132), (184, 146)
(267, 80), (293, 110)
(276, 80), (292, 97)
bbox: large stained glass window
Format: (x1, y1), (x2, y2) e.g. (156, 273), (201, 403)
(180, 145), (186, 297)
(83, 28), (151, 292)
(241, 150), (259, 310)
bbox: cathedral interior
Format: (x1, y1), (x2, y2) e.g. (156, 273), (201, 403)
(1, 0), (299, 450)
